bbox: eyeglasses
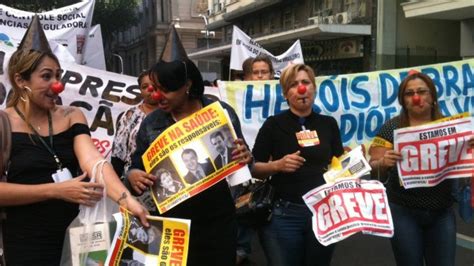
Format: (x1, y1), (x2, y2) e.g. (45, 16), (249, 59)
(404, 89), (429, 97)
(252, 70), (270, 76)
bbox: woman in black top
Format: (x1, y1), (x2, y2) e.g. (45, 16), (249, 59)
(127, 26), (253, 266)
(252, 64), (344, 266)
(1, 16), (147, 265)
(368, 71), (474, 266)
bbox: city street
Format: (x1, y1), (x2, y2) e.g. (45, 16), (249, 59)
(247, 204), (473, 266)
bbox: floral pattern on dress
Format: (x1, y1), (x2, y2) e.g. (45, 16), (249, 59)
(112, 106), (158, 211)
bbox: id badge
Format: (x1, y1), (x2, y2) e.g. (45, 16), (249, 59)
(296, 129), (320, 147)
(52, 168), (73, 183)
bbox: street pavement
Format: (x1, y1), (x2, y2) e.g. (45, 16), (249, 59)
(245, 204), (473, 266)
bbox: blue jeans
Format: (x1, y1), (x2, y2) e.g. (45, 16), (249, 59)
(236, 224), (254, 258)
(259, 199), (335, 266)
(389, 203), (456, 266)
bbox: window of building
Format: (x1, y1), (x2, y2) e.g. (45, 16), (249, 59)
(225, 25), (233, 42)
(283, 9), (294, 29)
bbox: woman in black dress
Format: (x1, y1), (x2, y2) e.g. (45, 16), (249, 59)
(0, 15), (147, 265)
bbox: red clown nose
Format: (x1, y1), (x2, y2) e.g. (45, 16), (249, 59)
(412, 94), (421, 106)
(297, 84), (307, 95)
(50, 81), (64, 94)
(151, 91), (163, 101)
(147, 85), (154, 92)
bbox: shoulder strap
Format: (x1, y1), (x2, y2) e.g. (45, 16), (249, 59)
(0, 110), (12, 178)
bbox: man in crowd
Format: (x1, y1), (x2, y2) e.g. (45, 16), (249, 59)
(210, 130), (234, 169)
(181, 148), (215, 185)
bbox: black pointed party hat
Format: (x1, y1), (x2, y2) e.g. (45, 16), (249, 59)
(159, 25), (188, 62)
(18, 14), (52, 53)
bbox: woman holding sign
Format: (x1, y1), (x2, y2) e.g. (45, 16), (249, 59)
(0, 16), (148, 265)
(368, 71), (474, 266)
(252, 64), (344, 266)
(127, 25), (253, 266)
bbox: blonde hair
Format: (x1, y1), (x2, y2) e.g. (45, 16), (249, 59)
(7, 49), (60, 124)
(279, 64), (316, 96)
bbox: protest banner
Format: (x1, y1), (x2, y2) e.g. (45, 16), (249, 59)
(229, 26), (304, 76)
(394, 115), (474, 189)
(303, 178), (393, 246)
(106, 209), (190, 266)
(0, 1), (95, 64)
(82, 24), (106, 70)
(218, 59), (474, 150)
(0, 43), (139, 158)
(142, 102), (247, 213)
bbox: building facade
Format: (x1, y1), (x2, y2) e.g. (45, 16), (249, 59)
(189, 0), (374, 79)
(376, 0), (463, 70)
(110, 0), (471, 80)
(109, 0), (209, 77)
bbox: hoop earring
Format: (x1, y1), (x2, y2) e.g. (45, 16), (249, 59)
(20, 86), (31, 102)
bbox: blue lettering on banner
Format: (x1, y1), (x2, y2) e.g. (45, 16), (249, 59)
(462, 63), (474, 96)
(421, 67), (443, 97)
(319, 79), (339, 112)
(340, 77), (350, 111)
(244, 84), (271, 120)
(274, 84), (287, 115)
(379, 73), (399, 106)
(443, 65), (461, 97)
(350, 75), (370, 109)
(339, 106), (398, 144)
(234, 60), (473, 147)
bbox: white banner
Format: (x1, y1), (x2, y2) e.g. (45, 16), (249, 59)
(0, 1), (95, 64)
(0, 43), (139, 158)
(229, 26), (304, 77)
(303, 179), (394, 246)
(83, 24), (106, 70)
(215, 59), (474, 150)
(394, 116), (474, 189)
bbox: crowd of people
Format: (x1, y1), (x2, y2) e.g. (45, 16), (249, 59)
(0, 15), (473, 266)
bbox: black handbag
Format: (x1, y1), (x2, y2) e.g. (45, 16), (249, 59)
(234, 180), (275, 227)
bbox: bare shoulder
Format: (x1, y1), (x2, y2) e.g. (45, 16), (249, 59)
(53, 106), (87, 126)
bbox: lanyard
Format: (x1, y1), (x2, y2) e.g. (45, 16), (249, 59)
(14, 106), (63, 170)
(298, 117), (306, 130)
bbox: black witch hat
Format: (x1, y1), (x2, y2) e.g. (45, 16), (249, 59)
(159, 25), (188, 62)
(151, 25), (204, 97)
(18, 14), (52, 54)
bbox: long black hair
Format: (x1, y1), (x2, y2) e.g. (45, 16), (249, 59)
(149, 59), (204, 99)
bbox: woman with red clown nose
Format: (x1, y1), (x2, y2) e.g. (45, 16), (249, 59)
(126, 25), (253, 266)
(0, 15), (148, 265)
(251, 64), (344, 266)
(368, 71), (474, 266)
(111, 69), (160, 211)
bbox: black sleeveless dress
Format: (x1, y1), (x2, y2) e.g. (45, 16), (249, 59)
(4, 123), (89, 265)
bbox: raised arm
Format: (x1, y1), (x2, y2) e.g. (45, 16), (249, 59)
(70, 107), (149, 226)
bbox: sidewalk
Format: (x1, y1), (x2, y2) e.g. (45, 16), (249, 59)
(247, 204), (473, 266)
